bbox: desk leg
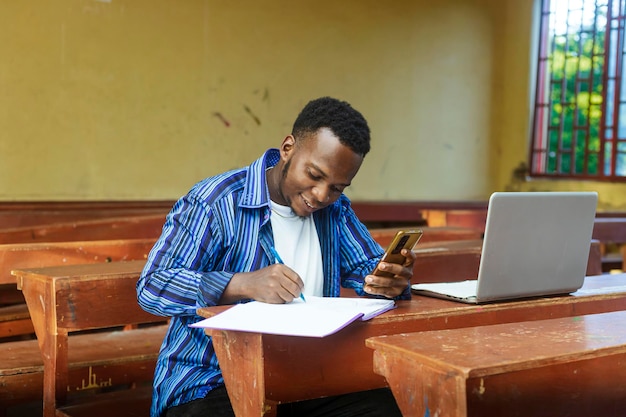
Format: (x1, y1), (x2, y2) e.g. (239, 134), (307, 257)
(20, 276), (69, 417)
(211, 330), (278, 417)
(372, 350), (468, 417)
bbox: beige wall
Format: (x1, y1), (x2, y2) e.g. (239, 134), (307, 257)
(2, 0), (626, 210)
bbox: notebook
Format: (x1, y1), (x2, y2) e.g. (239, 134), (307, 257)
(411, 191), (598, 304)
(191, 296), (396, 338)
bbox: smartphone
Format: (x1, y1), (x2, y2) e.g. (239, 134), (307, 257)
(371, 229), (423, 278)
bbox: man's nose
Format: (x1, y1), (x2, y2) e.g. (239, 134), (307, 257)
(313, 185), (331, 203)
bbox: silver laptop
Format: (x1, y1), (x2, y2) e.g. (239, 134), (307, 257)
(411, 191), (598, 304)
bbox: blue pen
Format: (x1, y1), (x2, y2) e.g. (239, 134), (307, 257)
(269, 246), (306, 302)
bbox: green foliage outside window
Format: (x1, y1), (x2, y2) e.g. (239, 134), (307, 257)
(546, 30), (604, 176)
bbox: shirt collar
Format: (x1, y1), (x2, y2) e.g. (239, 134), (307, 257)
(239, 148), (280, 209)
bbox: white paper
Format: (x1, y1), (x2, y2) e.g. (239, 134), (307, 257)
(411, 280), (478, 299)
(191, 296), (395, 338)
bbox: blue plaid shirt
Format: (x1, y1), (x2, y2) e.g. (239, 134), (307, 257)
(136, 148), (410, 417)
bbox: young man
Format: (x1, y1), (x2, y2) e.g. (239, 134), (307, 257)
(137, 97), (416, 417)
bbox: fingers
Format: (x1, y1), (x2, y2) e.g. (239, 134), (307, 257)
(258, 264), (304, 304)
(402, 248), (417, 267)
(364, 275), (410, 298)
(365, 249), (415, 298)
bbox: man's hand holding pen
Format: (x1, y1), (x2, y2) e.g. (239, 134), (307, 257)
(221, 246), (306, 305)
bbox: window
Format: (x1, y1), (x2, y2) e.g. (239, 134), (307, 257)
(530, 0), (626, 180)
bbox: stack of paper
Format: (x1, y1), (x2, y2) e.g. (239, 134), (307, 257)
(191, 296), (396, 338)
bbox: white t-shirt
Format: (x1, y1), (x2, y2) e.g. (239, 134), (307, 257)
(269, 202), (324, 297)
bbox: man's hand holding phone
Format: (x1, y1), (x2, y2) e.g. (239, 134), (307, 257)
(364, 230), (422, 298)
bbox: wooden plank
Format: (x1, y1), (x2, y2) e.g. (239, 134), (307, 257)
(411, 240), (482, 283)
(592, 218), (626, 272)
(592, 218), (626, 243)
(350, 201), (488, 228)
(420, 209), (488, 231)
(0, 238), (156, 285)
(369, 226), (483, 247)
(0, 303), (33, 340)
(0, 200), (173, 213)
(0, 213), (165, 244)
(0, 209), (168, 230)
(0, 326), (164, 404)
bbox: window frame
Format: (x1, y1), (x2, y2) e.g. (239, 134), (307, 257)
(529, 0), (626, 181)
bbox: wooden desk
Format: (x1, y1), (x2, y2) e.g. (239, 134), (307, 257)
(197, 273), (626, 417)
(13, 260), (163, 416)
(366, 310), (626, 417)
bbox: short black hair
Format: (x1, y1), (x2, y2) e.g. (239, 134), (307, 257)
(291, 97), (371, 156)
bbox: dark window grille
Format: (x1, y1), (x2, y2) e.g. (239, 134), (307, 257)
(530, 0), (626, 180)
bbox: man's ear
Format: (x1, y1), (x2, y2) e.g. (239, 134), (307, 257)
(280, 135), (296, 158)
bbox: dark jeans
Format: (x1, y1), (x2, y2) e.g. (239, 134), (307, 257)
(165, 386), (402, 417)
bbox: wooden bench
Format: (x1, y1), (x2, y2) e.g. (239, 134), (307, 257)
(0, 303), (32, 341)
(0, 207), (168, 230)
(0, 213), (165, 244)
(366, 310), (626, 417)
(350, 201), (427, 228)
(0, 238), (157, 341)
(409, 239), (602, 283)
(10, 260), (165, 417)
(368, 226), (483, 247)
(0, 238), (157, 286)
(0, 211), (163, 336)
(420, 208), (488, 232)
(350, 200), (488, 229)
(0, 200), (172, 229)
(592, 217), (626, 272)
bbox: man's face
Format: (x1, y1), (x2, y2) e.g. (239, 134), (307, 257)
(275, 128), (364, 217)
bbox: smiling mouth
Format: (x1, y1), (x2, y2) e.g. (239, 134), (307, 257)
(302, 196), (317, 211)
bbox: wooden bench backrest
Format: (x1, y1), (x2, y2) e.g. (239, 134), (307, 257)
(0, 201), (173, 229)
(420, 209), (488, 231)
(0, 213), (165, 244)
(14, 260), (163, 416)
(591, 218), (626, 272)
(0, 238), (157, 340)
(0, 237), (157, 286)
(369, 226), (483, 247)
(350, 201), (488, 228)
(409, 239), (602, 284)
(592, 218), (626, 243)
(0, 208), (168, 229)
